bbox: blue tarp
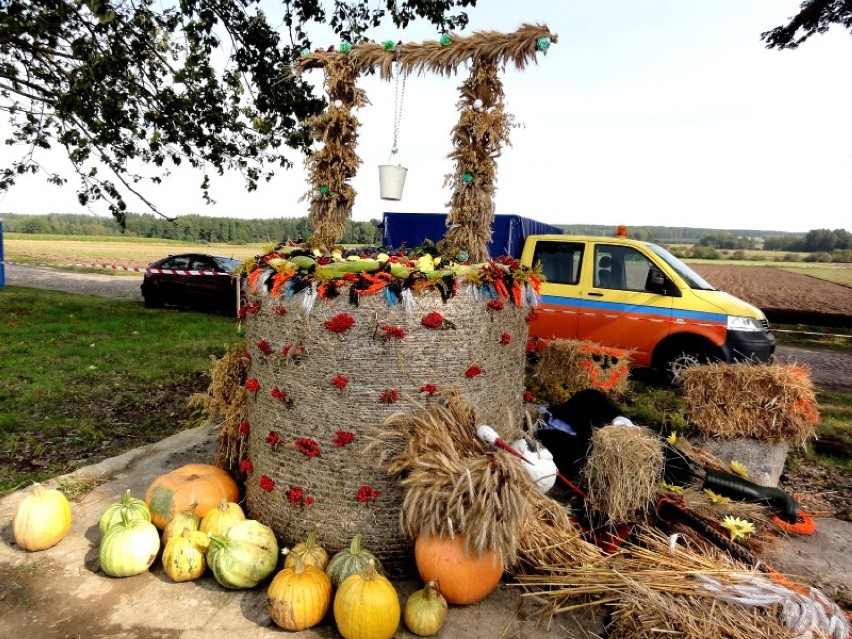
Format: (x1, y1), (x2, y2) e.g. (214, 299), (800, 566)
(381, 213), (564, 259)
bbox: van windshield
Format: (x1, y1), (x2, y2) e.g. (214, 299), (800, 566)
(647, 244), (716, 290)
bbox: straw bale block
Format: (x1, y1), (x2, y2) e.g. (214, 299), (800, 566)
(680, 362), (818, 444)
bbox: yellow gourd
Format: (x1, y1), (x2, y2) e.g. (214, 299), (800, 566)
(199, 498), (245, 536)
(333, 559), (400, 639)
(13, 483), (72, 551)
(267, 550), (332, 631)
(161, 504), (201, 545)
(284, 530), (329, 570)
(162, 527), (209, 582)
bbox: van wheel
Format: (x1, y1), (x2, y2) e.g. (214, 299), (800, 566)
(663, 349), (710, 385)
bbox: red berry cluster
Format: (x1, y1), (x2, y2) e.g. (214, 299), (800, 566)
(381, 324), (406, 339)
(324, 313), (356, 333)
(357, 486), (381, 503)
(287, 486), (314, 507)
(379, 389), (399, 403)
(332, 374), (350, 390)
(294, 438), (321, 457)
(465, 365), (482, 379)
(266, 431), (281, 447)
(257, 339), (272, 354)
(333, 431), (355, 447)
(420, 383), (438, 396)
(487, 300), (505, 311)
(420, 312), (444, 329)
(271, 387), (288, 401)
(260, 475), (275, 491)
(500, 333), (511, 345)
(239, 458), (253, 474)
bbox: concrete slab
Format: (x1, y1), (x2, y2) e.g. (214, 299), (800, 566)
(1, 423), (848, 639)
(0, 424), (602, 639)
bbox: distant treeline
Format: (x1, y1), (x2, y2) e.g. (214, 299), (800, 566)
(0, 212), (384, 245)
(3, 212), (847, 254)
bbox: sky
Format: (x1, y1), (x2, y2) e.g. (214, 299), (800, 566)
(1, 0), (850, 234)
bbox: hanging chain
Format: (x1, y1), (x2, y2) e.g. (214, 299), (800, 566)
(390, 59), (406, 161)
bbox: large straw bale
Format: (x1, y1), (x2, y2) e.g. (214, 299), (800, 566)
(680, 363), (818, 444)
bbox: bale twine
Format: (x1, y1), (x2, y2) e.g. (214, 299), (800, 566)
(529, 339), (632, 405)
(241, 283), (529, 571)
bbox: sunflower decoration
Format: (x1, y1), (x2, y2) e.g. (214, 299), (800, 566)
(703, 489), (732, 505)
(728, 461), (749, 478)
(719, 516), (755, 542)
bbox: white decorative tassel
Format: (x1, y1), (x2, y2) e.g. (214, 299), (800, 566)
(401, 288), (415, 315)
(301, 284), (317, 316)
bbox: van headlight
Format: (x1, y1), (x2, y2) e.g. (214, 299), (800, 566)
(727, 316), (763, 332)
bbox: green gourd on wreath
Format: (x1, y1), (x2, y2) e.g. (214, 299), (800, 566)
(284, 530), (329, 571)
(207, 519), (279, 589)
(13, 483), (72, 552)
(98, 489), (151, 535)
(99, 511), (161, 577)
(325, 533), (384, 587)
(333, 559), (400, 639)
(267, 549), (333, 631)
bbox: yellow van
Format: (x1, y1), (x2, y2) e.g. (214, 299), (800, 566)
(523, 234), (776, 379)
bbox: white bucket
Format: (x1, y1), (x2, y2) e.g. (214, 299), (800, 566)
(378, 164), (408, 201)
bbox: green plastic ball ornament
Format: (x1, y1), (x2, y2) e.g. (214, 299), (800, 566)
(319, 184), (330, 195)
(340, 40), (352, 54)
(536, 37), (551, 52)
(440, 33), (453, 47)
(383, 40), (395, 51)
(300, 48), (311, 57)
(462, 172), (473, 184)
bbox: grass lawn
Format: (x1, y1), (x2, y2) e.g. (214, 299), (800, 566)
(0, 286), (241, 493)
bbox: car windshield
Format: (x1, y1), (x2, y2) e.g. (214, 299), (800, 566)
(212, 256), (243, 273)
(646, 244), (716, 290)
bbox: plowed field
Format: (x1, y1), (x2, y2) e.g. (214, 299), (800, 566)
(693, 265), (852, 327)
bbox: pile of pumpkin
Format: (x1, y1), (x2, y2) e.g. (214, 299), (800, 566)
(12, 463), (503, 638)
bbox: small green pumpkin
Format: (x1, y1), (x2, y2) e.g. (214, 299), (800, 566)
(326, 533), (384, 587)
(404, 581), (448, 636)
(284, 530), (329, 571)
(99, 511), (160, 577)
(207, 519), (279, 589)
(161, 503), (201, 545)
(98, 489), (151, 535)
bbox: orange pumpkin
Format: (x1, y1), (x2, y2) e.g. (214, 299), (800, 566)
(145, 464), (239, 530)
(414, 534), (503, 605)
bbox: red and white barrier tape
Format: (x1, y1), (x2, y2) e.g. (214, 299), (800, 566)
(0, 260), (231, 276)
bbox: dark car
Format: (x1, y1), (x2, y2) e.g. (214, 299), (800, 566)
(141, 253), (244, 315)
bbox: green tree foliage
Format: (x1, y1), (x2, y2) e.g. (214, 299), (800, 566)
(698, 232), (757, 250)
(0, 0), (475, 224)
(762, 0), (852, 49)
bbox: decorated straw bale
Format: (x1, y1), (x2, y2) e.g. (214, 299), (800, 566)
(239, 247), (540, 570)
(529, 339), (632, 404)
(680, 363), (819, 444)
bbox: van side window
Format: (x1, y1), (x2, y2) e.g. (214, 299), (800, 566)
(533, 241), (584, 285)
(594, 245), (656, 291)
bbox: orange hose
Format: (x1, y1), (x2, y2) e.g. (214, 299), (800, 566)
(772, 513), (817, 536)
